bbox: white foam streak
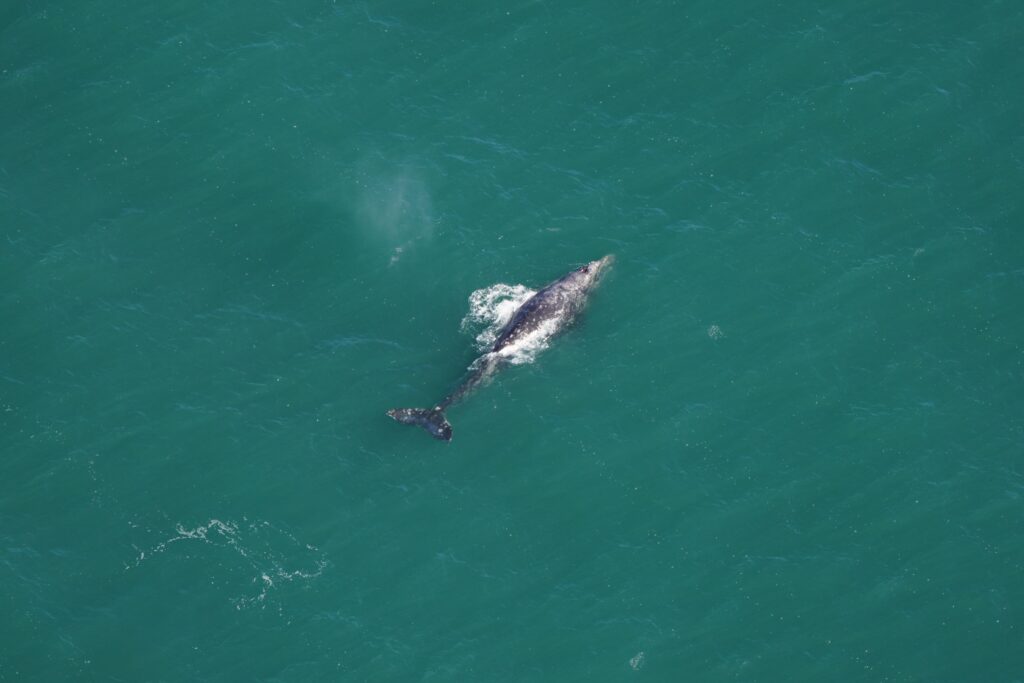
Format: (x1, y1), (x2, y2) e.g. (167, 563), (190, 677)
(127, 518), (328, 612)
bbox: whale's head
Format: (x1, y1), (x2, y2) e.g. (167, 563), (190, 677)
(580, 254), (614, 286)
(564, 254), (614, 294)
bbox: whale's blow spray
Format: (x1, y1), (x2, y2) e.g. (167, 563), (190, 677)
(352, 162), (434, 266)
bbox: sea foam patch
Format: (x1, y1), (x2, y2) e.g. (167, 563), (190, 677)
(461, 283), (536, 351)
(127, 518), (328, 612)
(460, 283), (564, 366)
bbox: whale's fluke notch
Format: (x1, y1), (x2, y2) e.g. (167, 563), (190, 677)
(387, 407), (452, 442)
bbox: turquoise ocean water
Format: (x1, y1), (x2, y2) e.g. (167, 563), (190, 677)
(3, 1), (1023, 680)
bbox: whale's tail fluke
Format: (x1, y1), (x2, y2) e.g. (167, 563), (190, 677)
(387, 407), (452, 442)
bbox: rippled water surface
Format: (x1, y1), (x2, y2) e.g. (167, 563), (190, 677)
(2, 1), (1022, 680)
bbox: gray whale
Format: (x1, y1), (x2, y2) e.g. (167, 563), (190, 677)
(387, 255), (614, 441)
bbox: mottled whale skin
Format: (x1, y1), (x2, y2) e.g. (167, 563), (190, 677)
(387, 255), (614, 441)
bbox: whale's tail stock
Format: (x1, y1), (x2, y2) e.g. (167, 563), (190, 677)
(386, 407), (452, 442)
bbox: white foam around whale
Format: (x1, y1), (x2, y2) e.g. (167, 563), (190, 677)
(461, 283), (555, 365)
